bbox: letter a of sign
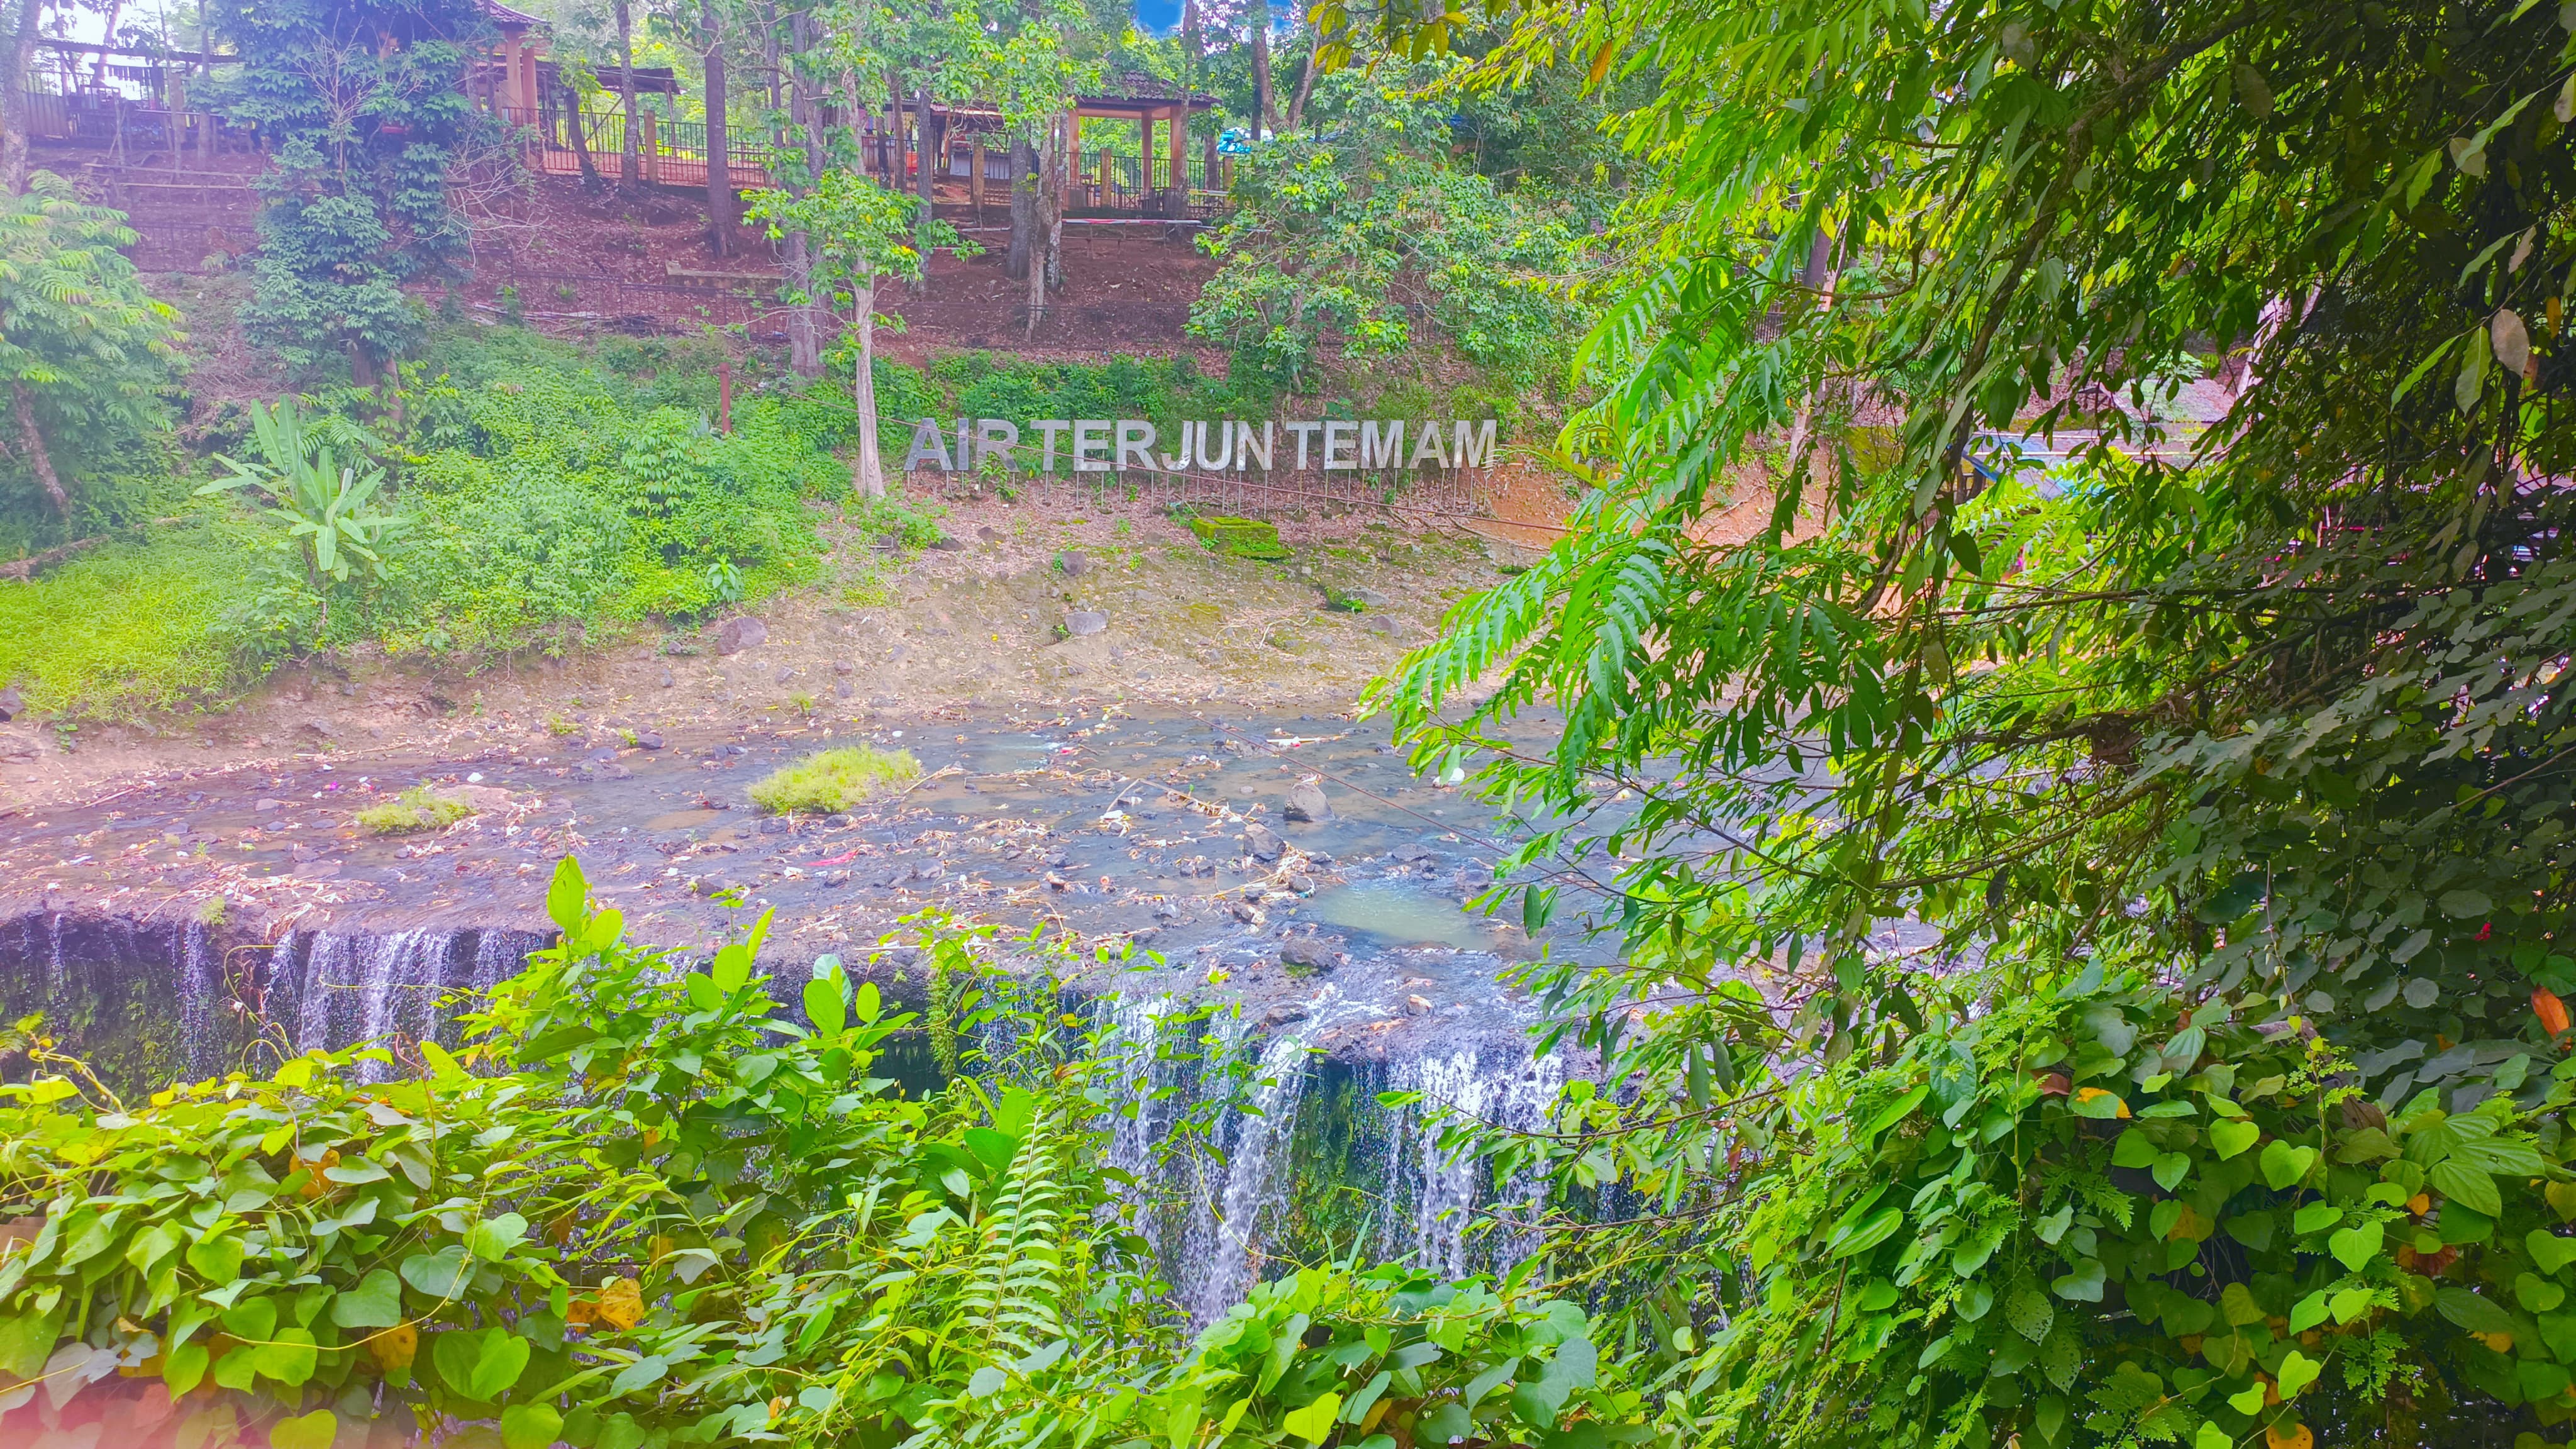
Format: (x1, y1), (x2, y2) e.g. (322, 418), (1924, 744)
(904, 418), (954, 472)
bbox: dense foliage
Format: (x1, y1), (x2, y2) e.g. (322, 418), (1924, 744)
(212, 0), (496, 380)
(1352, 0), (2576, 1443)
(0, 177), (184, 535)
(1191, 59), (1590, 394)
(0, 862), (1654, 1449)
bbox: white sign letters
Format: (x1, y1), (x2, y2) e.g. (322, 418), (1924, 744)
(902, 418), (1497, 474)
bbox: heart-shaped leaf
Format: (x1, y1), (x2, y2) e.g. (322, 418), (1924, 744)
(502, 1403), (564, 1449)
(2152, 1152), (2192, 1191)
(1282, 1392), (1343, 1445)
(2210, 1119), (2261, 1159)
(269, 1409), (337, 1449)
(2262, 1140), (2318, 1190)
(2292, 1203), (2341, 1236)
(2516, 1273), (2568, 1314)
(2290, 1291), (2330, 1334)
(469, 1331), (530, 1402)
(2329, 1222), (2383, 1272)
(2276, 1348), (2321, 1398)
(2528, 1229), (2576, 1275)
(2329, 1287), (2375, 1324)
(2228, 1382), (2268, 1414)
(2112, 1129), (2160, 1169)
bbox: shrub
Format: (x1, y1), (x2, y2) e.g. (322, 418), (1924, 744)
(353, 784), (472, 834)
(746, 745), (921, 814)
(1187, 515), (1291, 560)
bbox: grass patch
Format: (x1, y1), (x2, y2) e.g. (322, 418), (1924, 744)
(0, 511), (265, 718)
(355, 785), (475, 835)
(747, 747), (921, 814)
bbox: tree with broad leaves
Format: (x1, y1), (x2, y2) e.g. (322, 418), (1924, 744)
(744, 168), (967, 497)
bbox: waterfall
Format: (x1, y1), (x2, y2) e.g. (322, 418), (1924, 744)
(178, 920), (223, 1077)
(275, 928), (545, 1074)
(1184, 1026), (1318, 1323)
(1379, 1041), (1565, 1279)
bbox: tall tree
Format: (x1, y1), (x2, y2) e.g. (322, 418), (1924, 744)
(614, 0), (640, 184)
(701, 0), (731, 255)
(744, 167), (962, 496)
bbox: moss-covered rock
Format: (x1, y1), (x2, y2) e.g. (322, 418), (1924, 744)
(1187, 515), (1291, 562)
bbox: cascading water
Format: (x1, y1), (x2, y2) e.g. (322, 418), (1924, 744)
(1377, 1043), (1565, 1279)
(1094, 983), (1567, 1320)
(177, 920), (223, 1078)
(1184, 1024), (1323, 1323)
(273, 928), (550, 1073)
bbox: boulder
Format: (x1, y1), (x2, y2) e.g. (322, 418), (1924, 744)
(1283, 779), (1330, 823)
(656, 667), (676, 689)
(1063, 610), (1108, 638)
(1280, 936), (1343, 972)
(1245, 823), (1285, 862)
(1058, 550), (1089, 577)
(713, 616), (768, 655)
(0, 685), (21, 721)
(631, 729), (665, 750)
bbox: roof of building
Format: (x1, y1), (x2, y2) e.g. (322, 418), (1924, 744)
(478, 0), (547, 30)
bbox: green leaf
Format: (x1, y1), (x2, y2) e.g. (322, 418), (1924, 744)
(186, 1233), (245, 1285)
(1831, 1206), (1905, 1258)
(2431, 1158), (2504, 1218)
(469, 1331), (530, 1401)
(401, 1245), (474, 1300)
(2330, 1287), (2376, 1324)
(2151, 1152), (2190, 1191)
(330, 1269), (404, 1330)
(2528, 1230), (2576, 1275)
(2111, 1129), (2159, 1168)
(2440, 889), (2492, 918)
(967, 1365), (1008, 1397)
(1283, 1392), (1343, 1444)
(251, 1327), (317, 1387)
(161, 1341), (209, 1396)
(855, 980), (882, 1023)
(804, 974), (848, 1038)
(2275, 1349), (2320, 1399)
(2006, 1278), (2054, 1342)
(711, 941), (755, 995)
(467, 1214), (530, 1263)
(2435, 1286), (2519, 1335)
(545, 857), (589, 936)
(2329, 1221), (2384, 1272)
(2209, 1119), (2260, 1159)
(2290, 1291), (2330, 1333)
(2261, 1140), (2318, 1191)
(2293, 1202), (2342, 1235)
(2517, 1272), (2570, 1313)
(269, 1409), (337, 1449)
(2227, 1381), (2267, 1414)
(502, 1404), (564, 1449)
(0, 1306), (62, 1379)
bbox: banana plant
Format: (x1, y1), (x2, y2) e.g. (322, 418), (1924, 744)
(196, 397), (404, 590)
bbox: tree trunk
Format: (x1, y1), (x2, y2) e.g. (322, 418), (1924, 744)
(1043, 116), (1065, 291)
(784, 13), (823, 377)
(853, 279), (885, 497)
(1287, 27), (1319, 130)
(701, 0), (731, 256)
(913, 85), (934, 216)
(1, 0), (47, 194)
(1252, 0), (1278, 135)
(615, 0), (640, 184)
(11, 382), (65, 518)
(1006, 134), (1034, 281)
(565, 81), (603, 188)
(89, 0), (117, 85)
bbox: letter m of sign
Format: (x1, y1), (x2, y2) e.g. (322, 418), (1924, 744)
(1359, 421), (1405, 469)
(1451, 420), (1496, 469)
